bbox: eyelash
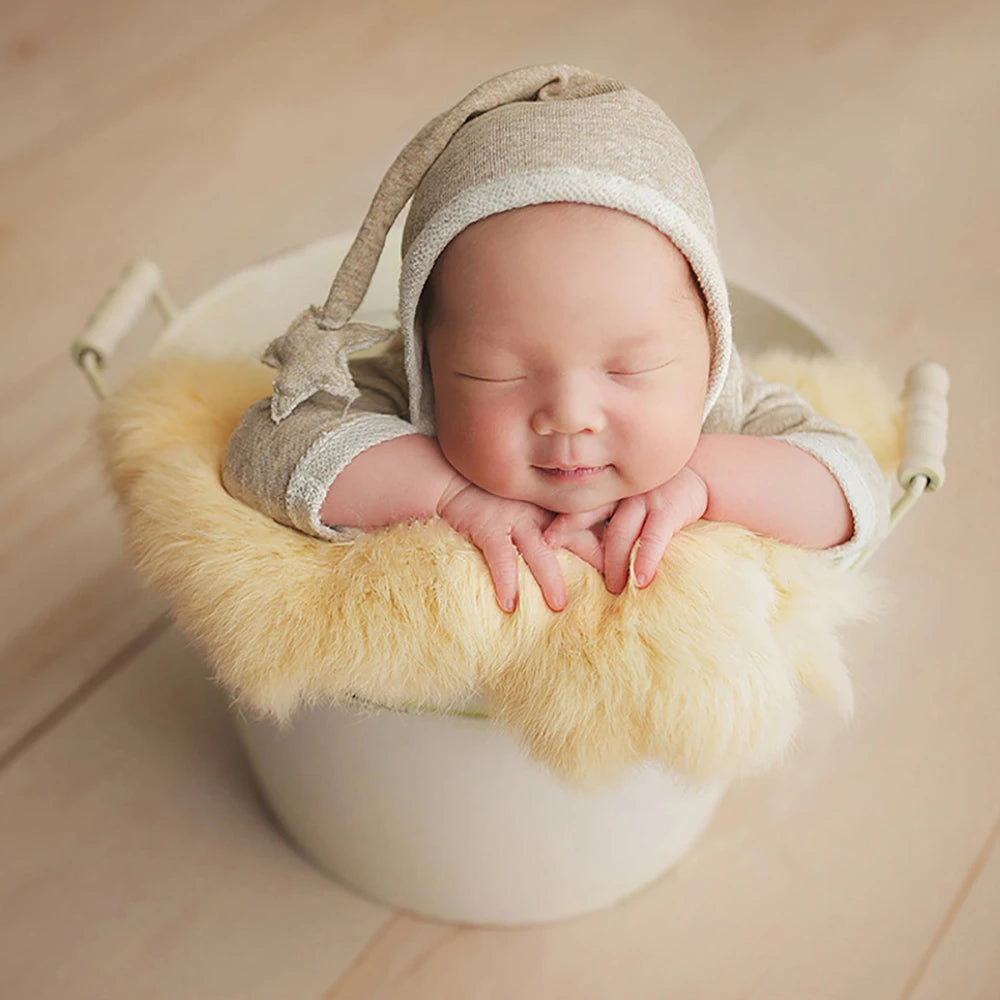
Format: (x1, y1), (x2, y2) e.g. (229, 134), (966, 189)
(458, 373), (526, 383)
(458, 362), (672, 382)
(607, 361), (671, 377)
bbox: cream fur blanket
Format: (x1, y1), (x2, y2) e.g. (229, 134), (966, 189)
(99, 350), (900, 785)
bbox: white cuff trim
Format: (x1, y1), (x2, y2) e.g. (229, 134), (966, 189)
(777, 431), (880, 567)
(286, 414), (417, 539)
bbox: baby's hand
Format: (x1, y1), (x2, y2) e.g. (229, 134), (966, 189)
(542, 502), (616, 576)
(546, 467), (709, 595)
(603, 468), (708, 593)
(437, 479), (566, 613)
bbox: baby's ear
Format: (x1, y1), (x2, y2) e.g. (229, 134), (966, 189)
(262, 307), (394, 423)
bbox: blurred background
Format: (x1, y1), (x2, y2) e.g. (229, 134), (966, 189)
(1, 1), (997, 997)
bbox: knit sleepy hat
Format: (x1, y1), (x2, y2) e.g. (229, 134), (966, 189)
(263, 64), (732, 430)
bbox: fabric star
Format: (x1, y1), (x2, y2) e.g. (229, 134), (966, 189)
(262, 306), (394, 423)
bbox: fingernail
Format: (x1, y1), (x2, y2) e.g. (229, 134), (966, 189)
(635, 572), (648, 587)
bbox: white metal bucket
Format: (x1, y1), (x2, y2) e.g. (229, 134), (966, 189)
(75, 228), (948, 925)
(235, 704), (728, 925)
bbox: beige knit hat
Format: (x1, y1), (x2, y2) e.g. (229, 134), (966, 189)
(263, 64), (732, 430)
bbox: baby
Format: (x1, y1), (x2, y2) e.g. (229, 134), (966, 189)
(223, 65), (889, 613)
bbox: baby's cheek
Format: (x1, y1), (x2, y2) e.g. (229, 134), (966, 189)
(624, 418), (699, 492)
(436, 397), (510, 486)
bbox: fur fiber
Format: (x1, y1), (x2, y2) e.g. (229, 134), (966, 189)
(98, 348), (900, 785)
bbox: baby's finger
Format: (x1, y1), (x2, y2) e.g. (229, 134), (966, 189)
(632, 510), (677, 587)
(560, 532), (604, 573)
(478, 534), (520, 612)
(512, 525), (567, 612)
(544, 504), (617, 547)
(603, 499), (646, 595)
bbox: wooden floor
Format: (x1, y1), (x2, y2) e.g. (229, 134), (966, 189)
(2, 1), (998, 996)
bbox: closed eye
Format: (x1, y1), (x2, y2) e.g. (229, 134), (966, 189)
(607, 360), (674, 376)
(456, 372), (526, 383)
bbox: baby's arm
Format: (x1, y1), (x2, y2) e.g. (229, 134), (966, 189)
(550, 436), (853, 596)
(319, 435), (569, 613)
(548, 350), (888, 593)
(722, 350), (889, 561)
(688, 433), (853, 548)
(318, 433), (455, 527)
(224, 340), (568, 613)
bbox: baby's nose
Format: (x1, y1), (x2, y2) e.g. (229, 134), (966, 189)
(531, 375), (606, 436)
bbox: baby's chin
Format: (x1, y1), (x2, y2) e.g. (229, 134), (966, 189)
(467, 462), (688, 515)
(491, 476), (637, 516)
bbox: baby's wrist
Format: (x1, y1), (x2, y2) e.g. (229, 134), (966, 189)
(681, 464), (710, 522)
(436, 470), (473, 515)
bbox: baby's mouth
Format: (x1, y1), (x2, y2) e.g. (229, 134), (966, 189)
(534, 465), (609, 482)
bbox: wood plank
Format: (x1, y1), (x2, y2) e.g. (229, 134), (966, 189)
(0, 626), (391, 1000)
(907, 814), (1000, 1000)
(1, 0), (998, 995)
(0, 557), (165, 760)
(0, 0), (281, 163)
(707, 0), (1000, 377)
(322, 564), (1000, 999)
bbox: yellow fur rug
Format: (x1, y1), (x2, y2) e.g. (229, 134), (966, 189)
(98, 349), (900, 785)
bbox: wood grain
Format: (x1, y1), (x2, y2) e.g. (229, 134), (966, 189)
(1, 0), (997, 996)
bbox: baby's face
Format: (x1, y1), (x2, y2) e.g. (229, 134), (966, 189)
(423, 203), (711, 514)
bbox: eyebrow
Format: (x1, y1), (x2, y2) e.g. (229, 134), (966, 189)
(606, 330), (671, 351)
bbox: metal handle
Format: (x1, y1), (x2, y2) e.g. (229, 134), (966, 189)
(71, 259), (177, 400)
